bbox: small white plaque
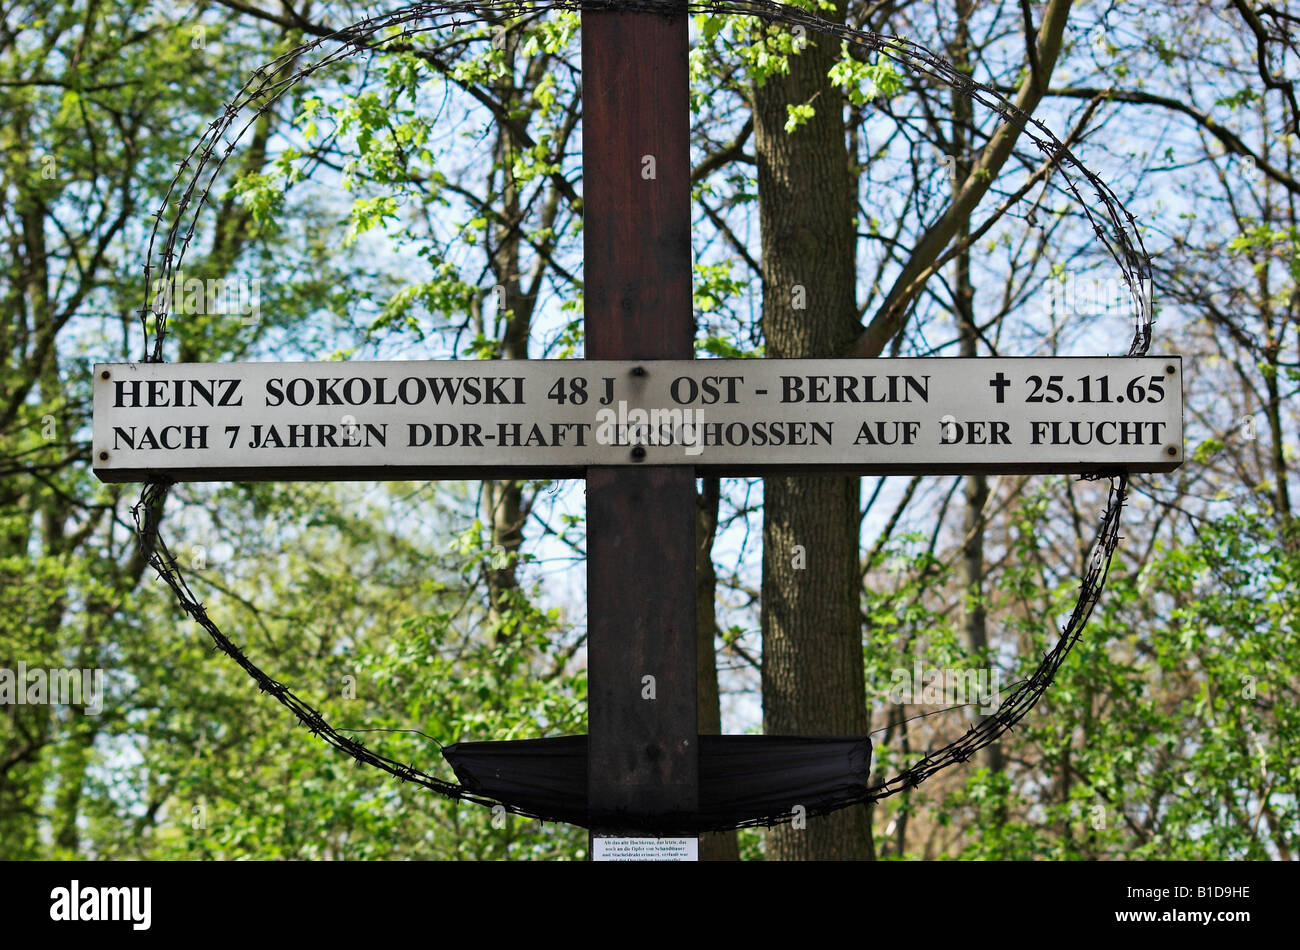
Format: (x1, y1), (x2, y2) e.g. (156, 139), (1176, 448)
(592, 837), (699, 861)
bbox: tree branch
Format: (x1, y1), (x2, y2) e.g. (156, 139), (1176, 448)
(846, 0), (1076, 358)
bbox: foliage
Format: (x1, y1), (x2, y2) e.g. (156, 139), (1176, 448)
(2, 0), (1297, 862)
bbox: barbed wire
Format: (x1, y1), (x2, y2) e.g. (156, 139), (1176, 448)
(132, 0), (1153, 834)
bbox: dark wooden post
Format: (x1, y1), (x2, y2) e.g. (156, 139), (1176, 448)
(582, 6), (698, 837)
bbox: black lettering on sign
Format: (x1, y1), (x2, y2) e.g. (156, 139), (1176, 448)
(669, 376), (742, 405)
(939, 420), (1010, 445)
(852, 421), (920, 445)
(407, 423), (485, 447)
(1030, 421), (1166, 445)
(247, 423), (388, 448)
(699, 420), (833, 447)
(264, 376), (526, 407)
(113, 379), (242, 408)
(497, 422), (553, 447)
(112, 425), (209, 450)
(780, 375), (930, 404)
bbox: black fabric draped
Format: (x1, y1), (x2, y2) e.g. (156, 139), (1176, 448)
(442, 734), (872, 834)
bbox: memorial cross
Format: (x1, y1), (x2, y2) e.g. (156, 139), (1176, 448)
(93, 5), (1182, 861)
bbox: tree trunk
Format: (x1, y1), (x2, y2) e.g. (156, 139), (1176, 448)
(484, 24), (533, 638)
(696, 476), (739, 859)
(951, 0), (1006, 784)
(752, 5), (873, 860)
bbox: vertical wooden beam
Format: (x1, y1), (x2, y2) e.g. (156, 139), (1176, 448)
(582, 6), (698, 835)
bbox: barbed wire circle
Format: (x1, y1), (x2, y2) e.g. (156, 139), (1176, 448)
(131, 0), (1152, 833)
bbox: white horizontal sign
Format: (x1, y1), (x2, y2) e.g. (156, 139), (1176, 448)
(592, 837), (698, 861)
(91, 357), (1183, 482)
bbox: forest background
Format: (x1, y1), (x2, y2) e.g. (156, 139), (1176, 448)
(1, 0), (1296, 860)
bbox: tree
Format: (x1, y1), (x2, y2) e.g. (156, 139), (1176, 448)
(0, 0), (312, 856)
(747, 0), (874, 860)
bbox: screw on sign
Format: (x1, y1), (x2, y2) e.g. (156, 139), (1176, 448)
(94, 0), (1180, 860)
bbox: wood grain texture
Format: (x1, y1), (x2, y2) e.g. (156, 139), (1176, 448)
(582, 6), (698, 832)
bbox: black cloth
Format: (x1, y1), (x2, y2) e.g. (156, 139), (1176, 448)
(441, 734), (872, 833)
